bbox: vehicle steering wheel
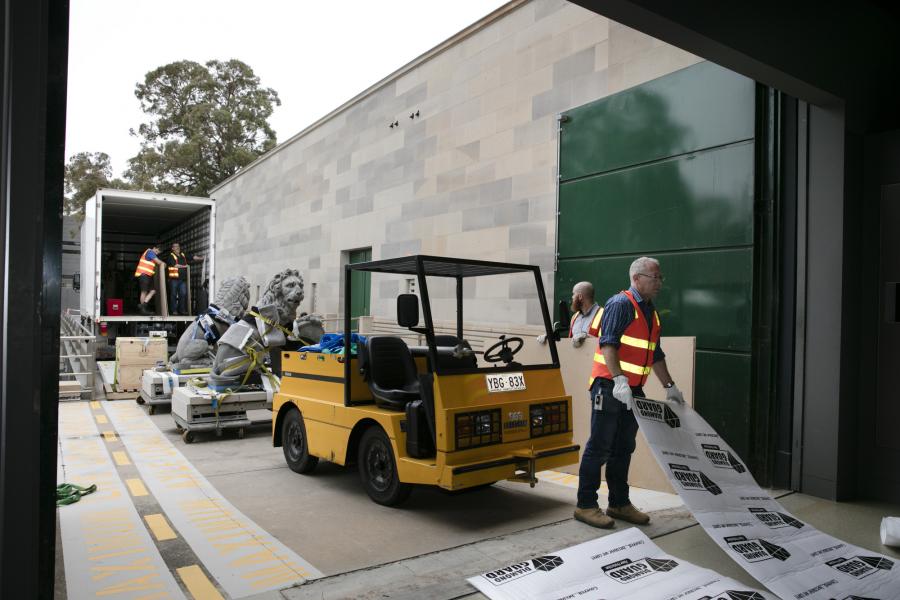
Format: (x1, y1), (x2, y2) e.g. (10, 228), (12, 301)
(483, 335), (524, 364)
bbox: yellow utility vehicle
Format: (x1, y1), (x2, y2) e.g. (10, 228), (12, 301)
(272, 255), (579, 505)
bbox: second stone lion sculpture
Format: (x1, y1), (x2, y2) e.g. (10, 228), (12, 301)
(210, 268), (313, 389)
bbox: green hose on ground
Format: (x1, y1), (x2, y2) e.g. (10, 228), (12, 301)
(56, 483), (97, 506)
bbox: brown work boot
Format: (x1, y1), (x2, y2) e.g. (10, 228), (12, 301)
(573, 507), (615, 529)
(606, 504), (650, 525)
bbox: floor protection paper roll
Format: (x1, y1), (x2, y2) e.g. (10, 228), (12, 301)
(633, 397), (900, 600)
(468, 526), (775, 600)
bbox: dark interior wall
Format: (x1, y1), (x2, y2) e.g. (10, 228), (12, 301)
(859, 129), (900, 502)
(838, 128), (863, 500)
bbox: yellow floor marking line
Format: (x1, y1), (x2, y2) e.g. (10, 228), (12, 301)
(90, 401), (101, 409)
(103, 402), (322, 597)
(145, 514), (178, 542)
(96, 414), (109, 424)
(57, 402), (185, 599)
(103, 430), (118, 443)
(113, 451), (131, 466)
(126, 478), (149, 497)
(176, 565), (223, 600)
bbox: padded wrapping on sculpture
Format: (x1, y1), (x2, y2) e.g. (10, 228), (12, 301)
(366, 336), (420, 410)
(218, 320), (255, 351)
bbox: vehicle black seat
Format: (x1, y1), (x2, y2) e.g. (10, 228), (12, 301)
(366, 336), (420, 410)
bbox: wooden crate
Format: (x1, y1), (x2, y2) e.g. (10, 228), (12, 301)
(115, 337), (167, 366)
(115, 365), (151, 392)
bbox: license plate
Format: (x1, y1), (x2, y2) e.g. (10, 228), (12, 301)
(485, 372), (526, 393)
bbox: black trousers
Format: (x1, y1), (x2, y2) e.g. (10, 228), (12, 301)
(576, 377), (641, 509)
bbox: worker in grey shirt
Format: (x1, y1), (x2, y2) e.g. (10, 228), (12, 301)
(538, 281), (600, 347)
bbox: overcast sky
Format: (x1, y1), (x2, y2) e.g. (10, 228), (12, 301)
(66, 0), (510, 178)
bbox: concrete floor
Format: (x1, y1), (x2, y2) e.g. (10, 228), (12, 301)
(56, 398), (900, 599)
(146, 408), (612, 575)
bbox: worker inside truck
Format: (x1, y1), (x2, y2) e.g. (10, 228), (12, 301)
(134, 243), (166, 315)
(165, 242), (204, 316)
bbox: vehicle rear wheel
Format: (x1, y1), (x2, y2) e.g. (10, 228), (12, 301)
(358, 427), (412, 506)
(282, 409), (318, 474)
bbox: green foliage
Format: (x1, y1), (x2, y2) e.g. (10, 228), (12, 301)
(126, 59), (280, 196)
(63, 152), (130, 218)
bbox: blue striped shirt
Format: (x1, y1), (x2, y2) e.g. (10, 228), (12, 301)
(597, 286), (665, 361)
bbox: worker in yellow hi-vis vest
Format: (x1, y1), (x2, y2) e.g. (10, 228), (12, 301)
(165, 242), (204, 315)
(134, 244), (166, 315)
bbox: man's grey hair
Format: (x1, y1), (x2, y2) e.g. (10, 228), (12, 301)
(629, 257), (660, 281)
(572, 281), (594, 300)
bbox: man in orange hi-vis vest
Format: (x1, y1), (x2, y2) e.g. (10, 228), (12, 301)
(134, 244), (165, 315)
(574, 256), (684, 530)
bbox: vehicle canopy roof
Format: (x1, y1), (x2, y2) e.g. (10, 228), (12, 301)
(346, 255), (538, 278)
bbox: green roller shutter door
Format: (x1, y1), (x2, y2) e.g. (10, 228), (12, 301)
(556, 61), (758, 461)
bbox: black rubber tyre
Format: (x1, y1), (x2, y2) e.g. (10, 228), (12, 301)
(358, 427), (412, 506)
(148, 405), (156, 415)
(237, 428), (245, 440)
(282, 409), (318, 474)
(182, 430), (195, 444)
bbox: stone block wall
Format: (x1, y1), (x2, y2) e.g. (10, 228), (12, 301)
(212, 0), (700, 324)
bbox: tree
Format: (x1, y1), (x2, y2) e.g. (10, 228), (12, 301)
(63, 151), (130, 218)
(126, 59), (280, 196)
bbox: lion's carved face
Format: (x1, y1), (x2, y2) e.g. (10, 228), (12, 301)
(279, 275), (304, 311)
(260, 269), (304, 325)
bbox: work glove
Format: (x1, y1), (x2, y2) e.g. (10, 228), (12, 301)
(536, 334), (547, 345)
(666, 383), (684, 404)
(612, 375), (633, 411)
(571, 332), (587, 348)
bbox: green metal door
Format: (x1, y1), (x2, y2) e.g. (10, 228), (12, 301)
(556, 61), (759, 463)
(349, 248), (371, 323)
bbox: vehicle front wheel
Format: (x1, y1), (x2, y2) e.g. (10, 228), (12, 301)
(282, 409), (318, 474)
(358, 427), (412, 506)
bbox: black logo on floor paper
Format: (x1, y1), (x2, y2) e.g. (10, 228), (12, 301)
(531, 555), (563, 572)
(826, 555), (894, 579)
(724, 535), (790, 562)
(601, 557), (678, 583)
(748, 507), (804, 529)
(482, 555), (564, 585)
(634, 398), (681, 428)
(695, 592), (765, 600)
(669, 464), (722, 494)
(701, 443), (746, 473)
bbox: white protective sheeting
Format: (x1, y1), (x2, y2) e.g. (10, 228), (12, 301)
(882, 517), (900, 548)
(468, 527), (774, 600)
(633, 397), (900, 600)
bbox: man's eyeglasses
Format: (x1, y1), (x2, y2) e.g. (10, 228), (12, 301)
(637, 273), (665, 283)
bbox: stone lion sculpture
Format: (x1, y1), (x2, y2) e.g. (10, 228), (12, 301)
(260, 268), (304, 326)
(168, 276), (250, 372)
(210, 268), (311, 388)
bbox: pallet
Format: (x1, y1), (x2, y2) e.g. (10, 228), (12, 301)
(103, 381), (139, 401)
